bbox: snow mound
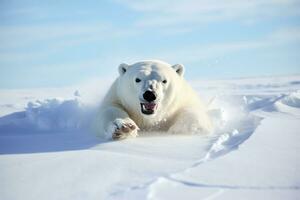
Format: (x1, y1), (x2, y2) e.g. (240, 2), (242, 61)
(279, 90), (300, 108)
(0, 98), (94, 133)
(26, 98), (89, 131)
(250, 91), (300, 114)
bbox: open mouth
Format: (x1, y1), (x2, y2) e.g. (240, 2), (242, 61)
(140, 102), (157, 115)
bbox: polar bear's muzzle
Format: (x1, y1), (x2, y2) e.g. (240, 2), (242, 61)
(141, 91), (158, 115)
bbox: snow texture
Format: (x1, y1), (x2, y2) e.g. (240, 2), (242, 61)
(0, 75), (299, 200)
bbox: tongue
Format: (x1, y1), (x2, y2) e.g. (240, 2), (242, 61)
(144, 103), (156, 110)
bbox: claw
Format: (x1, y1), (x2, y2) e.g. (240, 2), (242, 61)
(122, 126), (130, 133)
(129, 124), (136, 130)
(112, 132), (125, 140)
(112, 134), (121, 140)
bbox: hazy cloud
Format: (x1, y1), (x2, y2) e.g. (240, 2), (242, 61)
(116, 0), (300, 27)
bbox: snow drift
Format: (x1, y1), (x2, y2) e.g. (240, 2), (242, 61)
(0, 98), (94, 133)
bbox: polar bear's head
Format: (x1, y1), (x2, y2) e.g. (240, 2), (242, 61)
(117, 60), (185, 118)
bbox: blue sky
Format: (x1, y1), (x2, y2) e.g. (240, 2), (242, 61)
(0, 0), (300, 88)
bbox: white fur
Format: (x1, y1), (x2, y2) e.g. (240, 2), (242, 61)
(95, 60), (212, 139)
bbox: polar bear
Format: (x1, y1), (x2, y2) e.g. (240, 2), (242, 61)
(96, 60), (212, 140)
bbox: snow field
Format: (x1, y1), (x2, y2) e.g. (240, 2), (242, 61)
(0, 75), (299, 200)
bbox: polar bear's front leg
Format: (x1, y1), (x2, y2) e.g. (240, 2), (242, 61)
(98, 106), (139, 140)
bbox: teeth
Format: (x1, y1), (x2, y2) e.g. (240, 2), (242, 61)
(141, 103), (155, 111)
(140, 103), (155, 115)
(143, 104), (151, 111)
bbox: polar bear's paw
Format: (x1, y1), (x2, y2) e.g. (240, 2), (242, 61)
(109, 118), (139, 140)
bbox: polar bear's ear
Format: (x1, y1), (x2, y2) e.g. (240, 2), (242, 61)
(171, 64), (185, 77)
(118, 63), (130, 75)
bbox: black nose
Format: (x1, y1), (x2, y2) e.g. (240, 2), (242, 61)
(143, 91), (156, 102)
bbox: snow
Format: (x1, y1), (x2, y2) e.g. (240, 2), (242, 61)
(0, 75), (300, 200)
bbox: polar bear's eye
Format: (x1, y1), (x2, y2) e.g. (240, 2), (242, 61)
(162, 80), (167, 84)
(135, 78), (141, 83)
